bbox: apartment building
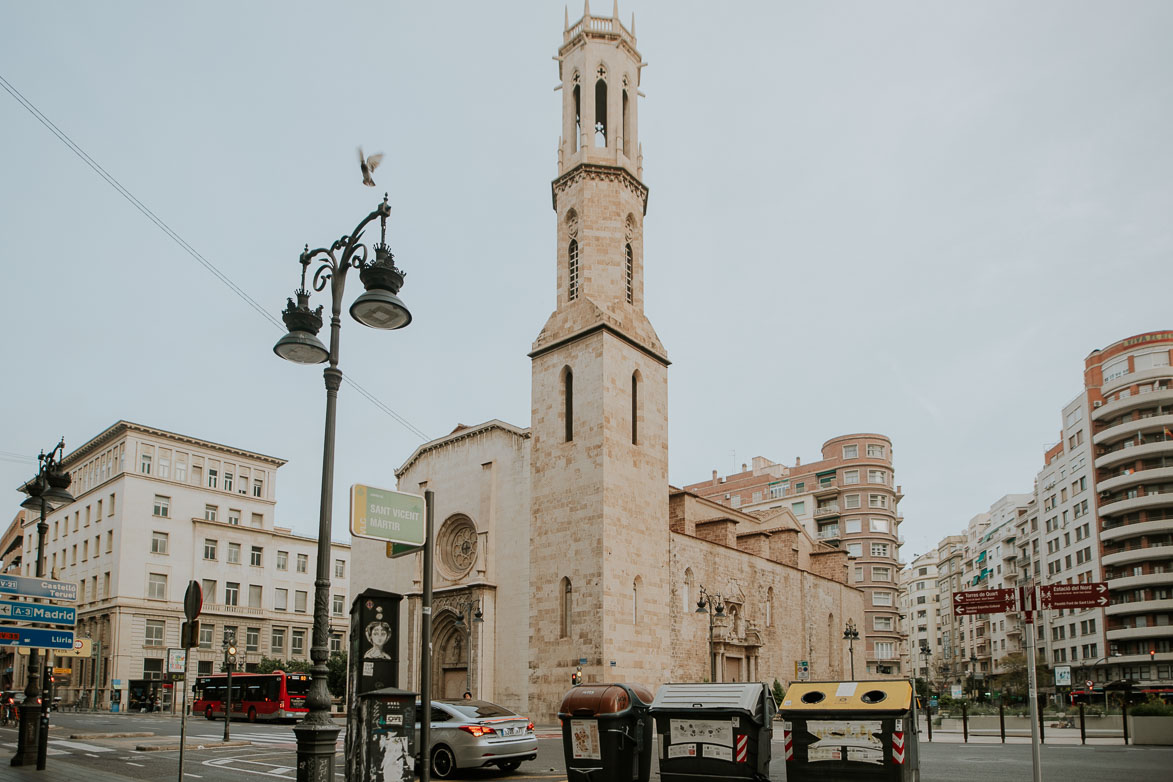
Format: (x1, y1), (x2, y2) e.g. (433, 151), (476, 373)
(899, 550), (939, 686)
(13, 421), (350, 710)
(684, 434), (905, 677)
(934, 534), (967, 691)
(1086, 332), (1173, 687)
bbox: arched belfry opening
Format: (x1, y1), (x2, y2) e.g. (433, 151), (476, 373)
(572, 74), (581, 152)
(594, 66), (608, 147)
(562, 366), (574, 442)
(622, 88), (631, 157)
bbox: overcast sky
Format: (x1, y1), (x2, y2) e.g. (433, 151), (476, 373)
(3, 1), (1171, 561)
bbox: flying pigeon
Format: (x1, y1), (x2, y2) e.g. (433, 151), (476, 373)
(358, 147), (384, 187)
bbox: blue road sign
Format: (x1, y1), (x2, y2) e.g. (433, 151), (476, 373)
(0, 599), (76, 626)
(0, 627), (75, 650)
(0, 575), (77, 602)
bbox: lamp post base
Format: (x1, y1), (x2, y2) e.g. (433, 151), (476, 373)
(293, 720), (340, 782)
(10, 702), (41, 767)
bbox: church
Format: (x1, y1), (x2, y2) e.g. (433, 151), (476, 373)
(351, 5), (865, 721)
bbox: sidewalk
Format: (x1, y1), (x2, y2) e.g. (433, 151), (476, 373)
(0, 762), (132, 782)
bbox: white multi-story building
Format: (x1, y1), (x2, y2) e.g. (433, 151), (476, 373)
(934, 534), (967, 691)
(14, 421), (349, 710)
(900, 550), (939, 685)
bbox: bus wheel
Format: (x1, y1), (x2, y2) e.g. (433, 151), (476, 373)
(205, 706), (215, 720)
(248, 707), (257, 723)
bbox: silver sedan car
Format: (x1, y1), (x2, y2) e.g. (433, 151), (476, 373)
(416, 699), (538, 778)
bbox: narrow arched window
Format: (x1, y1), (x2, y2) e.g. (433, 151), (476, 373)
(631, 370), (640, 445)
(564, 367), (574, 442)
(632, 576), (642, 624)
(595, 78), (607, 146)
(683, 568), (694, 613)
(573, 84), (581, 152)
(568, 239), (579, 301)
(560, 577), (573, 638)
(625, 243), (633, 304)
(766, 587), (774, 627)
(622, 89), (631, 157)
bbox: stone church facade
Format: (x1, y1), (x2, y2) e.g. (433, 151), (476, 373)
(351, 8), (864, 721)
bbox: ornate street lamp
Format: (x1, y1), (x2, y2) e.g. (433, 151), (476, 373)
(843, 619), (860, 680)
(452, 601), (483, 697)
(273, 194), (412, 782)
(13, 439), (75, 770)
(695, 588), (725, 682)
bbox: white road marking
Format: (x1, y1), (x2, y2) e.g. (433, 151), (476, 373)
(127, 761), (144, 767)
(49, 739), (115, 752)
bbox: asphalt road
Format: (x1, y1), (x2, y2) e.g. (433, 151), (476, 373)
(1, 712), (1170, 782)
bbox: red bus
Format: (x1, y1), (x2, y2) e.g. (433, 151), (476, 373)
(192, 671), (311, 723)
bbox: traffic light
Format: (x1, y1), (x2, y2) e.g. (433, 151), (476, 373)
(571, 666), (582, 686)
(227, 644), (238, 665)
(1151, 649), (1156, 663)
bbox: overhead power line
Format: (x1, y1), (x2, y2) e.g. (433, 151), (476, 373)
(1, 73), (430, 444)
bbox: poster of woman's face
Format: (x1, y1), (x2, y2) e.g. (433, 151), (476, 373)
(364, 621), (392, 659)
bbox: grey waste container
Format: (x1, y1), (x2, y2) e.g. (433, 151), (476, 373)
(649, 682), (775, 782)
(357, 687), (417, 782)
(558, 682), (655, 782)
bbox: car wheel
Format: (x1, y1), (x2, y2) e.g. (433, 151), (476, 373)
(248, 707), (257, 723)
(205, 706), (215, 720)
(431, 745), (457, 779)
(497, 759), (522, 773)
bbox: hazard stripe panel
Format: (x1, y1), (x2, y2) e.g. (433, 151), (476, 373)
(736, 733), (748, 762)
(892, 731), (905, 764)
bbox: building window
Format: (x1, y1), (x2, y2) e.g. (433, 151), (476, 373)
(228, 543), (241, 564)
(148, 572), (168, 600)
(294, 590), (308, 613)
(631, 371), (639, 445)
(250, 513), (263, 528)
(143, 658), (164, 680)
(868, 470), (887, 484)
(625, 243), (633, 303)
(568, 239), (579, 300)
(271, 628), (285, 654)
(175, 459), (187, 482)
(245, 627), (259, 653)
(842, 444), (858, 459)
(296, 553), (308, 574)
(249, 585), (262, 608)
(140, 453), (152, 474)
(872, 591), (894, 607)
(871, 542), (890, 557)
(153, 495), (170, 518)
(845, 518), (862, 534)
(872, 566), (892, 581)
(791, 501), (805, 515)
(846, 542), (862, 557)
(561, 577), (573, 638)
(334, 559), (345, 578)
(151, 531), (169, 555)
(330, 634), (342, 654)
(223, 473), (234, 493)
(253, 478), (263, 498)
(867, 444), (885, 458)
(203, 539), (217, 560)
(208, 469), (218, 489)
(277, 551), (288, 571)
(845, 494), (861, 509)
(874, 641), (895, 659)
(874, 616), (893, 631)
(145, 619), (165, 646)
(204, 505), (217, 522)
(869, 494), (888, 508)
(332, 594), (345, 616)
(228, 510), (241, 526)
(199, 624), (214, 649)
(275, 588), (288, 611)
(202, 579), (216, 602)
(225, 582), (240, 606)
(563, 367), (574, 442)
(250, 546), (262, 566)
(843, 470), (859, 485)
(870, 517), (890, 533)
(291, 629), (305, 657)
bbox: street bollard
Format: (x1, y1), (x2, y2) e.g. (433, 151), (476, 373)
(1038, 699), (1045, 744)
(1079, 703), (1086, 745)
(926, 702), (932, 742)
(1122, 703), (1129, 745)
(999, 703), (1005, 743)
(962, 702), (968, 743)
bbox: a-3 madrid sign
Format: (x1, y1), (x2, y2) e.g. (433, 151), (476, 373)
(350, 484), (426, 547)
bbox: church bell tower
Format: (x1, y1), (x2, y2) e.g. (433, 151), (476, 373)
(528, 1), (671, 718)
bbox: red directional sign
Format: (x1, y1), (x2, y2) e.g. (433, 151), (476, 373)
(1038, 582), (1108, 610)
(952, 588), (1017, 616)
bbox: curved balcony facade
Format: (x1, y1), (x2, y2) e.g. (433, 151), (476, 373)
(1098, 466), (1173, 494)
(1101, 518), (1173, 544)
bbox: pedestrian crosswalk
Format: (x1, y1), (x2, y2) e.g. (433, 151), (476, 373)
(1, 739), (115, 756)
(189, 729), (347, 747)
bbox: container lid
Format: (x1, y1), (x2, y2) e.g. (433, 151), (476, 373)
(779, 681), (912, 712)
(360, 686), (418, 700)
(559, 683), (653, 717)
(650, 683), (768, 719)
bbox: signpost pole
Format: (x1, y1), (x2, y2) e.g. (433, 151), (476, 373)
(419, 490), (435, 782)
(178, 649), (189, 782)
(1023, 586), (1042, 782)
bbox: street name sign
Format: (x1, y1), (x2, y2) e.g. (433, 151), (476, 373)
(0, 599), (76, 626)
(1038, 582), (1108, 610)
(0, 575), (78, 602)
(350, 484), (426, 547)
(952, 588), (1017, 616)
(17, 637), (91, 657)
(0, 627), (75, 650)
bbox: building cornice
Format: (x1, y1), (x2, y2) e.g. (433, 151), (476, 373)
(396, 419), (531, 479)
(63, 421), (287, 469)
(551, 163), (648, 215)
(528, 321), (669, 366)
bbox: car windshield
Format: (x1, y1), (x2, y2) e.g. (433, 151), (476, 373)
(441, 700), (517, 719)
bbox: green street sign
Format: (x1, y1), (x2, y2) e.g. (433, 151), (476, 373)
(386, 541), (423, 559)
(350, 484), (426, 547)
